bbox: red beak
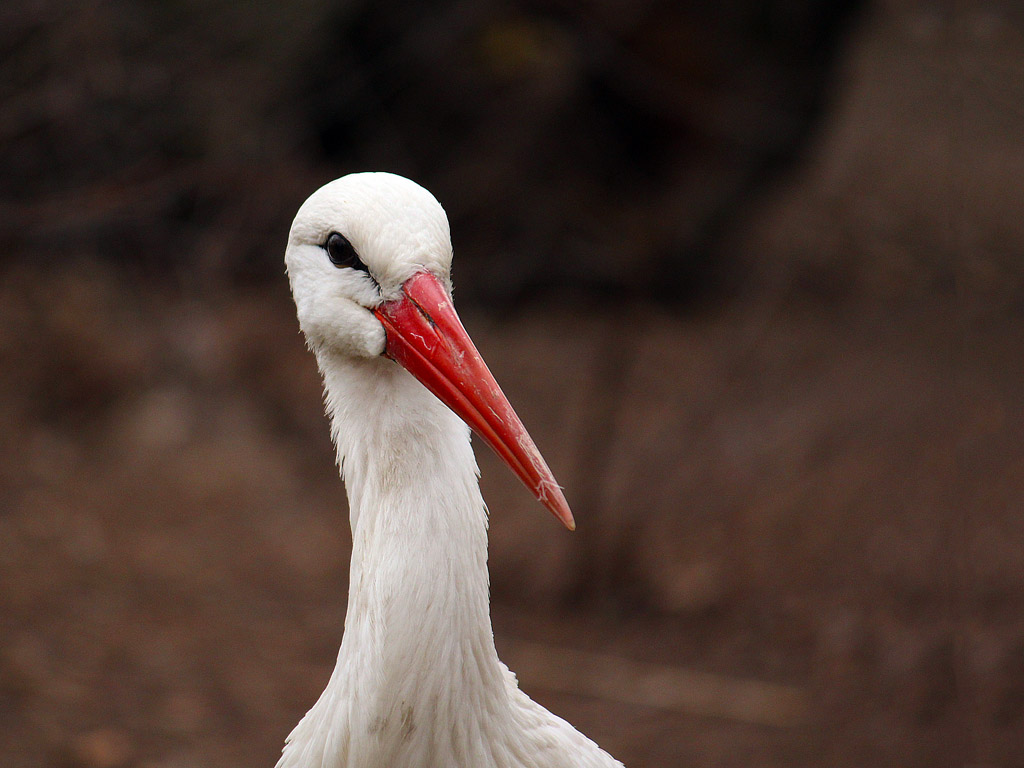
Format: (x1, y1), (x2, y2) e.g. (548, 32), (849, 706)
(374, 271), (575, 530)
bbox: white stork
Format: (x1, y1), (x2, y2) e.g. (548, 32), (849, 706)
(277, 172), (623, 768)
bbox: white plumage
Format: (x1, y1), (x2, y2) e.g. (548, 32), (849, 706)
(277, 172), (622, 768)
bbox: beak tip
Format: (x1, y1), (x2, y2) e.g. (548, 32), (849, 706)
(545, 490), (575, 531)
(540, 483), (573, 532)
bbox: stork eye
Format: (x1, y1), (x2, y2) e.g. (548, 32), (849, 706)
(325, 232), (367, 272)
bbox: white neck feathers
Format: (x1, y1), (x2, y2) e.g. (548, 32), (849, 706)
(278, 353), (507, 767)
(277, 353), (622, 768)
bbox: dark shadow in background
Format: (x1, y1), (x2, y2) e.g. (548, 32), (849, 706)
(307, 0), (863, 307)
(1, 0), (863, 309)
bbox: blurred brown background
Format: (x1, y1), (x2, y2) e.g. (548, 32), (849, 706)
(1, 1), (1022, 766)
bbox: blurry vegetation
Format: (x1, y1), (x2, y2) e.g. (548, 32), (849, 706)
(3, 0), (863, 303)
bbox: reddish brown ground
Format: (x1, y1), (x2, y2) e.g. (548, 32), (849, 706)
(1, 263), (1020, 767)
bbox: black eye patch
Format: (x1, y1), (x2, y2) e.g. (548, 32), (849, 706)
(324, 232), (369, 273)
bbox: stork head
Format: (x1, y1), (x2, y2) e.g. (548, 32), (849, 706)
(285, 172), (574, 530)
(285, 173), (453, 359)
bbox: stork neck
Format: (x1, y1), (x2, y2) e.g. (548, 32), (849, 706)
(279, 350), (619, 768)
(320, 351), (505, 714)
(322, 353), (488, 546)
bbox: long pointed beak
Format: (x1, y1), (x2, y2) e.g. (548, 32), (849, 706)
(373, 271), (575, 530)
